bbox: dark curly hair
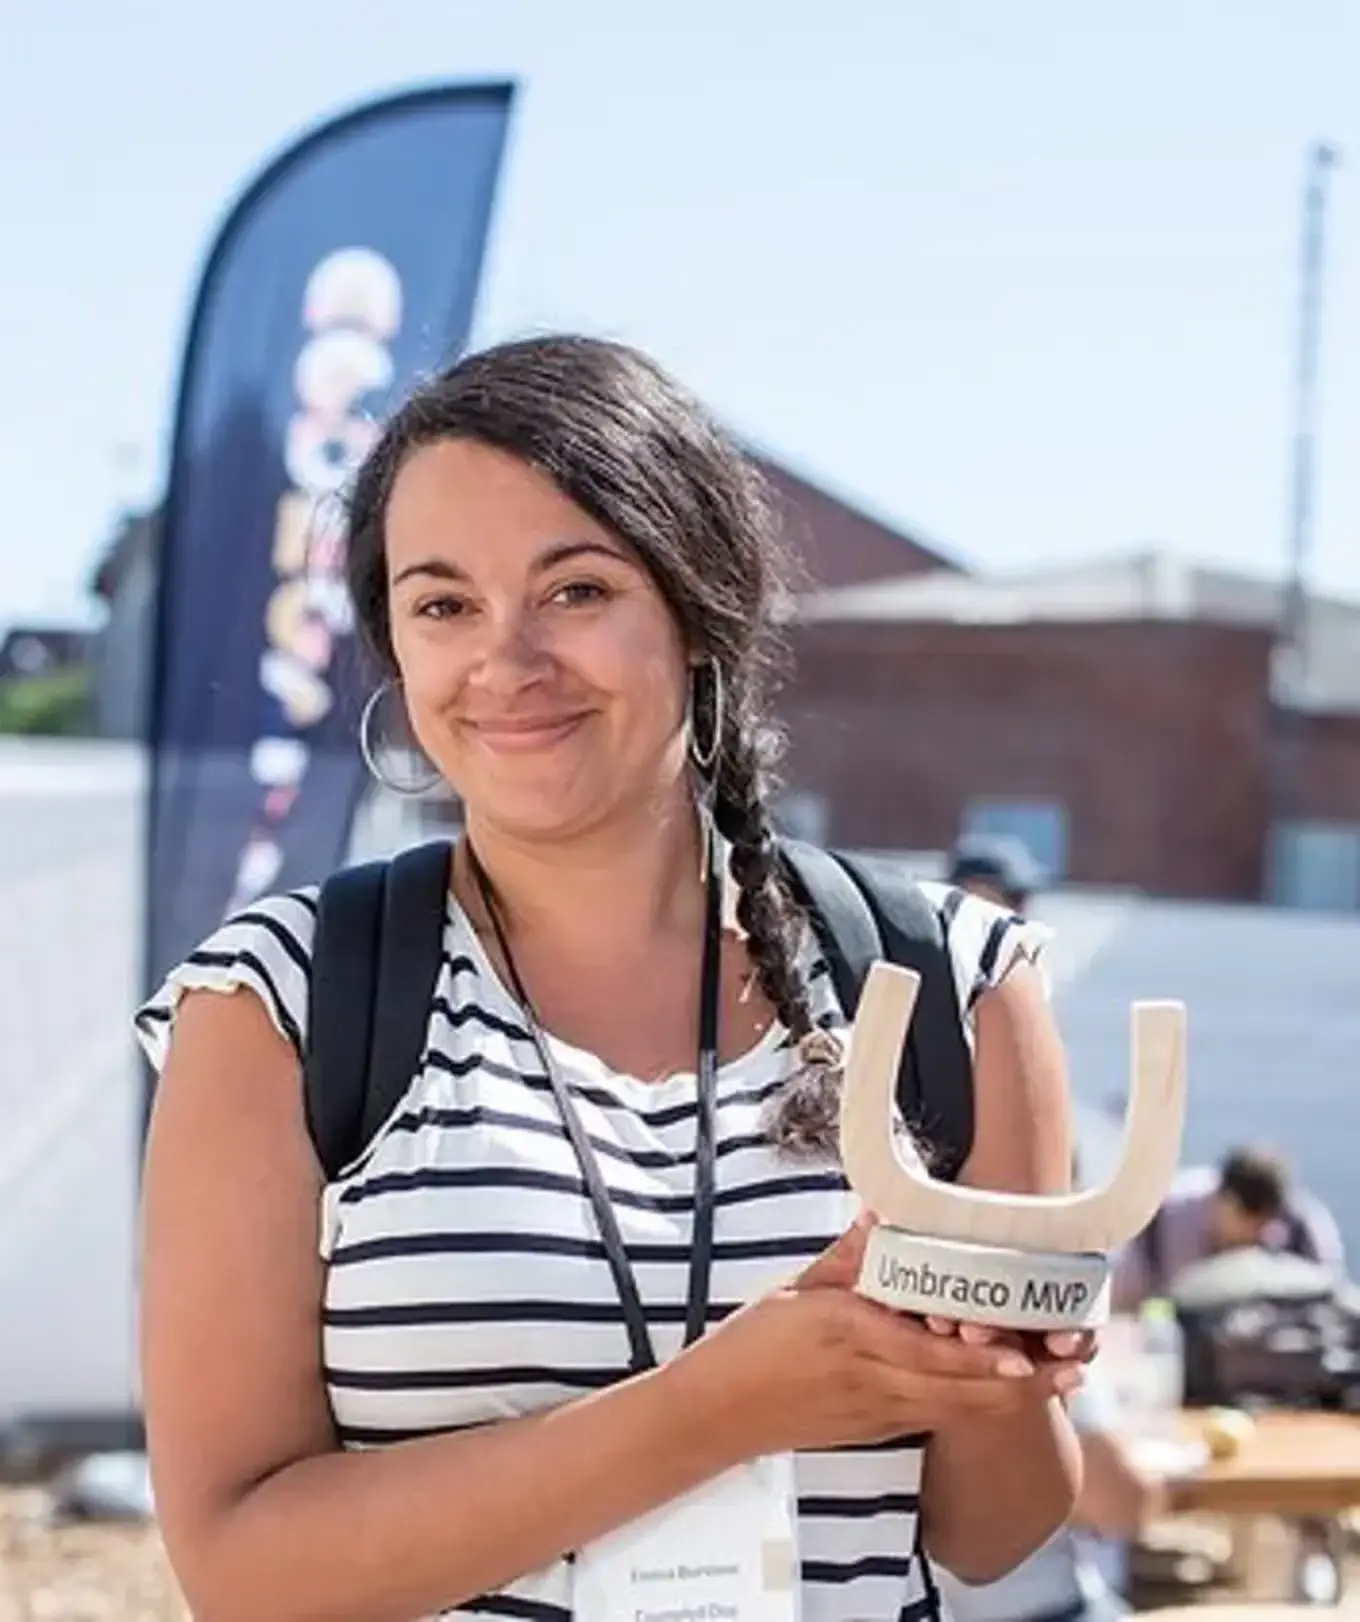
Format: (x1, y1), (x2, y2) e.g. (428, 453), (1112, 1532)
(344, 332), (839, 1155)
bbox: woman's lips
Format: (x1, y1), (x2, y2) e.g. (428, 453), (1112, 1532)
(465, 714), (590, 753)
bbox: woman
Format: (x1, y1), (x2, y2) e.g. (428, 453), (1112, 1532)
(136, 333), (1087, 1622)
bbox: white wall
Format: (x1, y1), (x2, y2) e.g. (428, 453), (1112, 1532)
(0, 739), (437, 1431)
(0, 741), (144, 1430)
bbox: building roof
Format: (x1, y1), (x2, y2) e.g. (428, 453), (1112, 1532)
(797, 547), (1360, 710)
(749, 451), (965, 584)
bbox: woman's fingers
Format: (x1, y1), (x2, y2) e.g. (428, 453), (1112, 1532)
(880, 1307), (1090, 1392)
(926, 1320), (1098, 1367)
(861, 1305), (1034, 1380)
(844, 1300), (1088, 1426)
(924, 1316), (992, 1339)
(1043, 1329), (1099, 1363)
(795, 1218), (875, 1291)
(923, 1316), (1003, 1346)
(895, 1366), (1034, 1416)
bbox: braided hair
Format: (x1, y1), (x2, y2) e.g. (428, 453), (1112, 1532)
(344, 333), (844, 1157)
(689, 665), (841, 1157)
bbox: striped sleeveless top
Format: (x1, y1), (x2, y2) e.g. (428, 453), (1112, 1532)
(135, 860), (1050, 1622)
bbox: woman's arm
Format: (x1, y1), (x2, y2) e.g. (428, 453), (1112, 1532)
(139, 989), (754, 1622)
(918, 960), (1085, 1584)
(1074, 1429), (1161, 1539)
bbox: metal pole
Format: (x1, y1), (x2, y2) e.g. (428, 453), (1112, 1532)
(1267, 142), (1340, 900)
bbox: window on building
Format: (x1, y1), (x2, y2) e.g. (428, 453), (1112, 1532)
(1268, 820), (1360, 912)
(960, 797), (1069, 881)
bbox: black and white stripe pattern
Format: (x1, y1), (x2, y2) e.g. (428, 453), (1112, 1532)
(135, 861), (1049, 1622)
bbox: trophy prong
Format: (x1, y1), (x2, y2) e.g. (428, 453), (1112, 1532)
(1064, 1000), (1187, 1249)
(840, 964), (1187, 1255)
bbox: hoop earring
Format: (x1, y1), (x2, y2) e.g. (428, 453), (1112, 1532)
(687, 656), (725, 773)
(358, 680), (443, 798)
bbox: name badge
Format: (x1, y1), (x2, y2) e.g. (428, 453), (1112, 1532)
(573, 1453), (800, 1622)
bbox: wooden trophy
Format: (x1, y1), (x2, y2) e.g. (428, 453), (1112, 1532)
(840, 964), (1187, 1332)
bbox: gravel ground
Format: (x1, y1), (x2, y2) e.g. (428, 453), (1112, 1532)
(1, 1490), (1353, 1622)
(0, 1491), (186, 1622)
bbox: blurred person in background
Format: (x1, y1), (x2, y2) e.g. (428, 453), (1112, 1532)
(947, 834), (1045, 917)
(1112, 1146), (1346, 1312)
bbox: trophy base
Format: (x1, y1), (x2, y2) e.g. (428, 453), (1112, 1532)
(857, 1224), (1112, 1332)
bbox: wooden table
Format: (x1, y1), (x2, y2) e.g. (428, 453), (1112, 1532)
(1144, 1608), (1333, 1622)
(1166, 1410), (1360, 1519)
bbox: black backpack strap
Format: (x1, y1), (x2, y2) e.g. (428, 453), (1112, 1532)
(777, 840), (881, 1014)
(779, 840), (974, 1182)
(304, 840), (452, 1181)
(304, 857), (386, 1182)
(836, 851), (973, 1182)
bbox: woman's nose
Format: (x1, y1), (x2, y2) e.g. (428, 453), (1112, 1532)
(465, 602), (552, 691)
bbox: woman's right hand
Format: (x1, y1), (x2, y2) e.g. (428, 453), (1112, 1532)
(689, 1214), (1080, 1455)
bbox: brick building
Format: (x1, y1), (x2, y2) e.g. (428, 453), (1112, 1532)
(782, 550), (1360, 909)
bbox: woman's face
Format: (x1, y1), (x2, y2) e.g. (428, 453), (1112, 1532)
(383, 438), (692, 841)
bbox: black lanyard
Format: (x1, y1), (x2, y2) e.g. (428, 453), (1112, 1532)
(466, 824), (723, 1374)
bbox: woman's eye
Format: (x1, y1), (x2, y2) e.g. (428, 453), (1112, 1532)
(550, 580), (610, 607)
(414, 594), (468, 621)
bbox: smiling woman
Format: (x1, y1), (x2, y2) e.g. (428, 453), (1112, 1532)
(134, 333), (1084, 1622)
